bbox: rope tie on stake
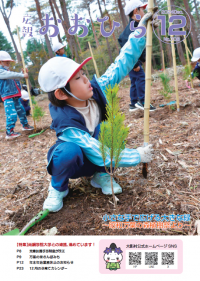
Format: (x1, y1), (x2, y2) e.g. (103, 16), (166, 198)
(16, 25), (36, 131)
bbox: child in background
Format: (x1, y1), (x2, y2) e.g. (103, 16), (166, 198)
(20, 85), (31, 116)
(185, 47), (200, 89)
(52, 42), (67, 57)
(0, 51), (34, 139)
(38, 11), (160, 212)
(118, 0), (156, 112)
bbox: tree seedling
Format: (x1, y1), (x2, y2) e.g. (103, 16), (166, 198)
(99, 84), (129, 209)
(29, 96), (45, 136)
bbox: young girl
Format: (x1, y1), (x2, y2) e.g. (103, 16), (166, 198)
(38, 11), (159, 212)
(0, 51), (34, 139)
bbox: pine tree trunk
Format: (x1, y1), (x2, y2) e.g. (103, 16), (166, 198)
(102, 0), (119, 53)
(194, 0), (200, 31)
(117, 0), (128, 29)
(176, 42), (186, 65)
(88, 8), (100, 48)
(182, 0), (199, 49)
(97, 0), (113, 63)
(154, 0), (164, 69)
(170, 0), (186, 65)
(35, 0), (54, 58)
(49, 0), (62, 42)
(52, 0), (73, 58)
(58, 0), (75, 58)
(166, 43), (173, 67)
(0, 2), (22, 62)
(4, 17), (22, 62)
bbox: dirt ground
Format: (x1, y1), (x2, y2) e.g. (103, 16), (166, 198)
(0, 72), (200, 236)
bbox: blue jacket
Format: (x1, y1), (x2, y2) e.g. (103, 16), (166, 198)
(47, 29), (146, 168)
(0, 66), (24, 99)
(118, 19), (146, 69)
(192, 62), (200, 78)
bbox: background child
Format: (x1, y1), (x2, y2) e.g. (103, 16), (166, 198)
(52, 42), (67, 57)
(118, 0), (156, 112)
(0, 51), (34, 139)
(185, 47), (200, 88)
(20, 85), (31, 116)
(38, 11), (159, 212)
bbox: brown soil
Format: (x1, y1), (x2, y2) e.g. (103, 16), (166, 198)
(0, 75), (200, 236)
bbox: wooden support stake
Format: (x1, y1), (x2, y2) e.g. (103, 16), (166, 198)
(183, 27), (193, 88)
(144, 0), (153, 147)
(143, 0), (154, 178)
(16, 26), (36, 130)
(167, 0), (179, 111)
(88, 42), (100, 78)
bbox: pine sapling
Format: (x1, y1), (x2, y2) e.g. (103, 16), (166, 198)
(31, 96), (45, 129)
(159, 73), (173, 102)
(99, 84), (129, 209)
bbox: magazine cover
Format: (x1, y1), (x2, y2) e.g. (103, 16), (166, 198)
(0, 0), (199, 280)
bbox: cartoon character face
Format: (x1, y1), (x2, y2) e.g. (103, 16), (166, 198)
(104, 251), (123, 263)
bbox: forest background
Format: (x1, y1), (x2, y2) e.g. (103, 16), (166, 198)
(0, 0), (200, 89)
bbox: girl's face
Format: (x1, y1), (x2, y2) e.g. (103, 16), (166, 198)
(69, 69), (93, 101)
(57, 47), (65, 55)
(0, 61), (11, 67)
(133, 7), (145, 21)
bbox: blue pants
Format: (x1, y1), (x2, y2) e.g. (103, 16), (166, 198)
(4, 97), (28, 133)
(129, 65), (145, 105)
(47, 125), (106, 192)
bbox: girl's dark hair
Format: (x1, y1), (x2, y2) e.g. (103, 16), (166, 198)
(48, 82), (71, 107)
(128, 7), (140, 18)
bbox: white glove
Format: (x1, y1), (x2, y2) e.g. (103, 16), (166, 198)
(138, 7), (160, 30)
(136, 144), (154, 163)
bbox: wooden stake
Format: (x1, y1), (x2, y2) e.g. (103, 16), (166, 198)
(162, 50), (166, 75)
(16, 26), (36, 130)
(167, 0), (180, 111)
(143, 0), (154, 178)
(183, 27), (193, 88)
(144, 0), (153, 147)
(88, 42), (100, 78)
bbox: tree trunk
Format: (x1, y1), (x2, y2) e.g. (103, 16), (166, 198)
(0, 1), (21, 62)
(59, 0), (81, 62)
(88, 6), (100, 48)
(117, 0), (128, 29)
(4, 17), (22, 62)
(49, 0), (62, 42)
(166, 43), (173, 67)
(194, 0), (200, 31)
(154, 0), (164, 69)
(170, 0), (186, 65)
(35, 0), (54, 58)
(97, 0), (113, 63)
(176, 42), (186, 65)
(51, 0), (73, 58)
(102, 0), (119, 53)
(183, 0), (199, 49)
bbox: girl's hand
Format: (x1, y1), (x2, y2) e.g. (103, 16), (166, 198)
(24, 73), (29, 79)
(138, 7), (160, 30)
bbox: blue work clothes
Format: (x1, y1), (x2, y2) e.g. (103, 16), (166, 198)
(4, 97), (28, 133)
(129, 65), (145, 104)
